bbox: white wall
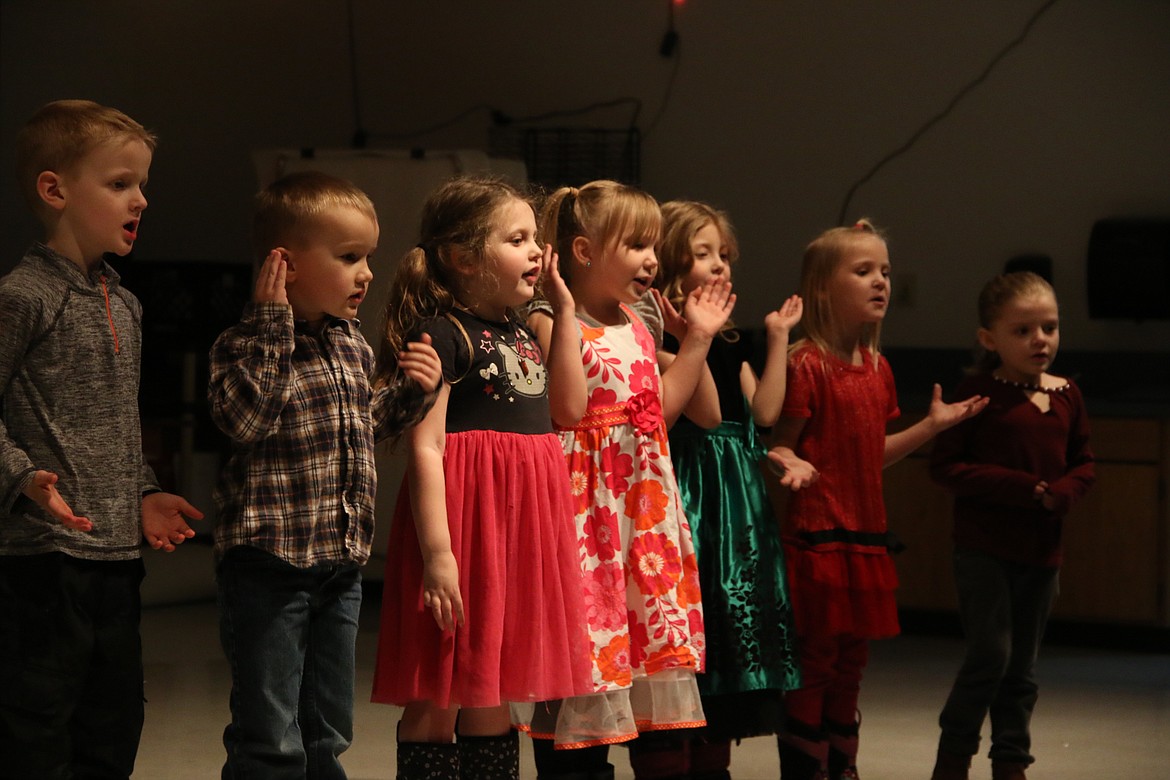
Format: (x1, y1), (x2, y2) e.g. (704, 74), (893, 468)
(3, 0), (1169, 350)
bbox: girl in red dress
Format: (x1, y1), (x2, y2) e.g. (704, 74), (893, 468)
(768, 221), (987, 780)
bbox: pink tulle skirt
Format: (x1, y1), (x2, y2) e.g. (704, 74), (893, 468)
(372, 429), (593, 709)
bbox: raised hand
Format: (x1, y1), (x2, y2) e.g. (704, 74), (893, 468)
(254, 249), (289, 306)
(23, 470), (92, 531)
(141, 492), (204, 552)
(541, 246), (576, 316)
(926, 383), (989, 433)
(681, 276), (736, 340)
(765, 294), (803, 339)
(399, 333), (442, 394)
(767, 448), (820, 491)
(651, 288), (688, 342)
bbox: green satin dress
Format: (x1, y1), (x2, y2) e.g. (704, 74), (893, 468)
(667, 333), (802, 740)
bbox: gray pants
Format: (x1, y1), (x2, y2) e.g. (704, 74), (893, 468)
(937, 549), (1059, 765)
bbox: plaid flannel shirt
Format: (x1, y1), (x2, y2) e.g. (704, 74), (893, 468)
(209, 302), (385, 567)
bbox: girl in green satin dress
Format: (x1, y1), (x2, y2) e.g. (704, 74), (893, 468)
(649, 200), (805, 776)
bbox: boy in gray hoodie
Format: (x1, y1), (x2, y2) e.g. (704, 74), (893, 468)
(0, 99), (203, 779)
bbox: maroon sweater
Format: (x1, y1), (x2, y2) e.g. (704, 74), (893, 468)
(929, 372), (1095, 567)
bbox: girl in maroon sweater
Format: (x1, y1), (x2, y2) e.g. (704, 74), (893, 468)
(928, 271), (1095, 780)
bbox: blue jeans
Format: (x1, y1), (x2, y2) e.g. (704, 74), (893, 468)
(937, 549), (1059, 766)
(217, 546), (361, 779)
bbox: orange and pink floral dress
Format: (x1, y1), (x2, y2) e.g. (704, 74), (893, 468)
(525, 305), (706, 748)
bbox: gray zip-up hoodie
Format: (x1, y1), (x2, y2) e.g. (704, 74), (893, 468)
(0, 243), (158, 560)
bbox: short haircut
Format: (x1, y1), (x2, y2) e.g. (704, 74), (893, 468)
(251, 171), (378, 262)
(15, 99), (157, 218)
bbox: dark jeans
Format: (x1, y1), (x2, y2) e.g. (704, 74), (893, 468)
(217, 546), (362, 779)
(0, 552), (145, 780)
(937, 549), (1059, 765)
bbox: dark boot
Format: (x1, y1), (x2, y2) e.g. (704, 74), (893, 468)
(532, 738), (614, 780)
(457, 730), (519, 780)
(825, 718), (860, 780)
(929, 749), (970, 780)
(778, 719), (829, 780)
(689, 734), (731, 780)
(397, 739), (460, 780)
(626, 731), (690, 780)
(991, 761), (1028, 780)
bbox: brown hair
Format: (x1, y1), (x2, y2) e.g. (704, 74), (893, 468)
(379, 175), (528, 368)
(655, 200), (739, 336)
(538, 180), (661, 289)
(15, 99), (157, 220)
(794, 219), (888, 367)
(251, 170), (378, 262)
(969, 270), (1057, 373)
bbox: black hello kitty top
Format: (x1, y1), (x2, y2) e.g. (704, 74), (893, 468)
(417, 308), (554, 435)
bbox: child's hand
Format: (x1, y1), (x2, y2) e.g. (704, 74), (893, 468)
(652, 288), (688, 342)
(766, 449), (820, 491)
(542, 245), (576, 316)
(764, 295), (803, 340)
(681, 277), (736, 340)
(254, 249), (289, 306)
(422, 551), (465, 631)
(141, 492), (204, 552)
(23, 470), (92, 531)
(399, 333), (442, 394)
(1034, 480), (1057, 511)
(926, 384), (989, 433)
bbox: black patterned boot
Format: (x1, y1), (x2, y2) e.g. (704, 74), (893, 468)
(456, 730), (520, 780)
(397, 739), (460, 780)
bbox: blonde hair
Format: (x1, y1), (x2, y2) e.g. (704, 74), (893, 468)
(379, 175), (528, 370)
(969, 270), (1057, 373)
(655, 200), (739, 336)
(15, 99), (157, 220)
(251, 171), (378, 263)
(538, 180), (661, 289)
(794, 219), (888, 367)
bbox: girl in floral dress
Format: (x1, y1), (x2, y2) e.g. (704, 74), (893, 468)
(525, 180), (735, 780)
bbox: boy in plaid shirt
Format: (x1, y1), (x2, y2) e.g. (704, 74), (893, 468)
(208, 171), (439, 777)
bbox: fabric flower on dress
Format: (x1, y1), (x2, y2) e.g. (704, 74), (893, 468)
(583, 506), (620, 561)
(628, 359), (658, 394)
(566, 450), (593, 515)
(588, 386), (618, 407)
(595, 634), (633, 687)
(625, 388), (663, 435)
(582, 562), (627, 632)
(629, 532), (682, 597)
(624, 478), (669, 530)
(600, 442), (634, 495)
(675, 552), (702, 609)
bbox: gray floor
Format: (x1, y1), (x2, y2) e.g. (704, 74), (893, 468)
(134, 595), (1169, 779)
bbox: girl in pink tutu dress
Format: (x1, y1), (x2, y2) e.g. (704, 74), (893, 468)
(524, 180), (735, 779)
(371, 176), (593, 780)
